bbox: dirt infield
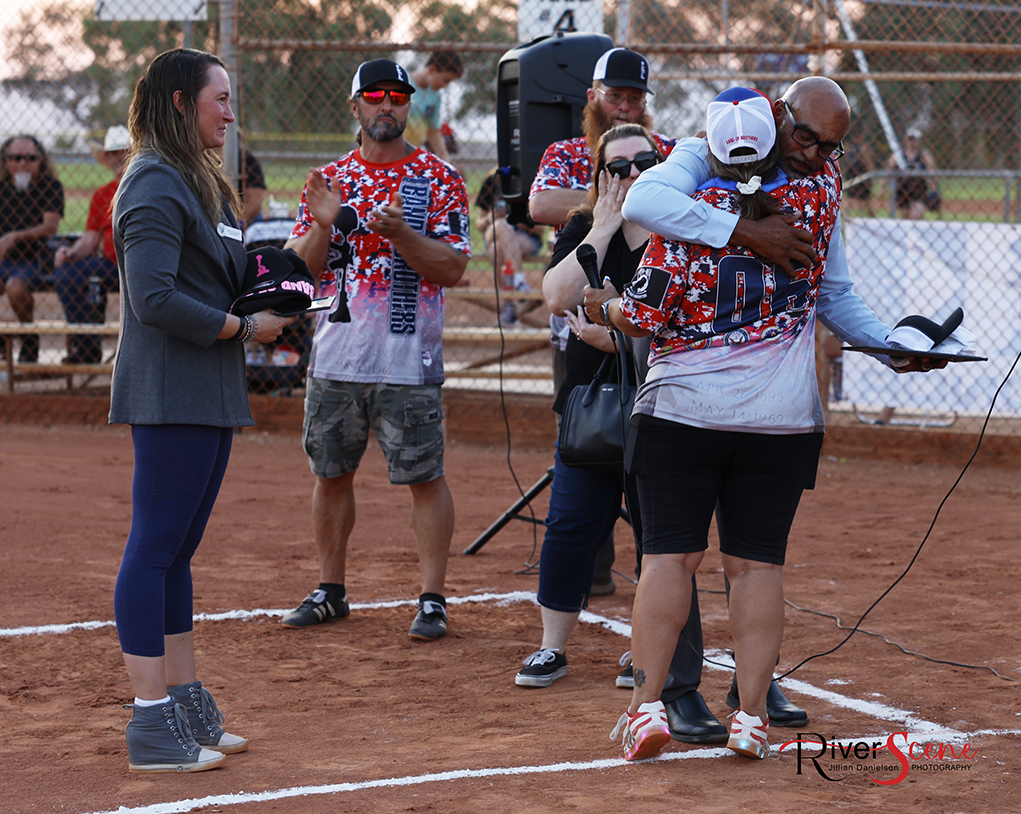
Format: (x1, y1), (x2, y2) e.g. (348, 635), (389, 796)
(2, 422), (1020, 813)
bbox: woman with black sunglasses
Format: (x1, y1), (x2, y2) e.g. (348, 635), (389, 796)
(0, 134), (64, 362)
(513, 124), (664, 689)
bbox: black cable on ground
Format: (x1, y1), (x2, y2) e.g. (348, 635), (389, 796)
(484, 201), (542, 574)
(783, 598), (1017, 682)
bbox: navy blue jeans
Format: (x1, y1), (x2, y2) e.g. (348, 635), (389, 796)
(537, 444), (634, 613)
(538, 439), (706, 699)
(54, 256), (117, 356)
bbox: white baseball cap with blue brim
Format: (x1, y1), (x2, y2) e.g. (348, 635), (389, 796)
(706, 87), (776, 165)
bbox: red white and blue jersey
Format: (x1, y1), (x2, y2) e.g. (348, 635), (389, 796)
(529, 133), (677, 232)
(619, 163), (841, 433)
(291, 147), (470, 385)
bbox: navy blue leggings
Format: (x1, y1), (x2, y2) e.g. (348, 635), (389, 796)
(114, 425), (233, 657)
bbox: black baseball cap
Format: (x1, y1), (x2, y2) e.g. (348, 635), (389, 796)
(230, 247), (315, 317)
(350, 59), (416, 98)
(592, 48), (653, 95)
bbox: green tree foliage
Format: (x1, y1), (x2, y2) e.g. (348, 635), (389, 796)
(3, 0), (215, 134)
(409, 0), (517, 121)
(237, 0), (392, 140)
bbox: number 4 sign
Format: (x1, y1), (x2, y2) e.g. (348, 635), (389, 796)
(517, 0), (605, 45)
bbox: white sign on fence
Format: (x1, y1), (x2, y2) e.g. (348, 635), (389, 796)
(844, 218), (1021, 415)
(518, 0), (605, 46)
(94, 0), (208, 21)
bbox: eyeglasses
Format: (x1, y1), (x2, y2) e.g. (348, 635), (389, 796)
(595, 87), (646, 109)
(605, 150), (660, 179)
(5, 154), (41, 163)
(783, 101), (845, 160)
(358, 89), (412, 106)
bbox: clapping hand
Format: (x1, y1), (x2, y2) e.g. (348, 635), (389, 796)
(304, 169), (341, 228)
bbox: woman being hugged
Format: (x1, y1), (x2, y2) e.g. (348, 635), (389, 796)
(513, 125), (662, 688)
(111, 48), (294, 773)
(587, 88), (841, 761)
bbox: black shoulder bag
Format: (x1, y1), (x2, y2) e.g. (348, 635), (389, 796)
(558, 328), (636, 471)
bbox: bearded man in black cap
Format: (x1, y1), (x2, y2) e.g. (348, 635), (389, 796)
(282, 58), (471, 642)
(528, 47), (676, 231)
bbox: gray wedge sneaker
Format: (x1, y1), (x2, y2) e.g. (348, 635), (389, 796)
(167, 681), (249, 754)
(124, 701), (226, 773)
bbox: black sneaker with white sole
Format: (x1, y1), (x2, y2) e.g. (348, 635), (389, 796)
(616, 650), (634, 688)
(409, 599), (448, 640)
(515, 648), (568, 687)
(280, 588), (350, 628)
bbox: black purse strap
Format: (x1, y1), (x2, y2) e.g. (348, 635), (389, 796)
(608, 327), (633, 405)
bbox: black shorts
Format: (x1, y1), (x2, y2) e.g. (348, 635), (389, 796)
(627, 415), (823, 564)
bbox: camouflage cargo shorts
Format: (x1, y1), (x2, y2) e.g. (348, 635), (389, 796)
(302, 377), (445, 485)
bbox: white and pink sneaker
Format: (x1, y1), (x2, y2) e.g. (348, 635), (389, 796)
(610, 700), (672, 761)
(727, 709), (770, 759)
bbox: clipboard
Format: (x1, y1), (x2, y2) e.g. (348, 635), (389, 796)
(843, 345), (987, 363)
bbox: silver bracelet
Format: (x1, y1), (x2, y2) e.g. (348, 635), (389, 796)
(245, 314), (258, 343)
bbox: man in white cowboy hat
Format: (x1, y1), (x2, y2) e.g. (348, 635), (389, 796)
(53, 124), (132, 363)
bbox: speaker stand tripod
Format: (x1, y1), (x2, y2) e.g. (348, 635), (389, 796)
(463, 466), (631, 555)
(463, 467), (552, 555)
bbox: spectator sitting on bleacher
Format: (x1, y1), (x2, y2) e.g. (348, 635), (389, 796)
(0, 134), (65, 363)
(53, 125), (130, 364)
(475, 167), (545, 318)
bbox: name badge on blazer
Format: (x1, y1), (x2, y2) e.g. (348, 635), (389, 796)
(217, 222), (243, 242)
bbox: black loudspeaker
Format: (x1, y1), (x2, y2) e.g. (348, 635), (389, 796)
(496, 31), (614, 224)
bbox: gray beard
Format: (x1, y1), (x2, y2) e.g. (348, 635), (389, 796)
(363, 117), (404, 143)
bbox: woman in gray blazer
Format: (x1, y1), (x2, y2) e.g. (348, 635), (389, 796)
(111, 48), (294, 774)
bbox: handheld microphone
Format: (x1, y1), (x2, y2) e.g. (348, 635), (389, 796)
(576, 243), (602, 289)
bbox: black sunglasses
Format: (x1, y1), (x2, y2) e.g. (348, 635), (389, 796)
(783, 101), (845, 160)
(605, 150), (660, 179)
(5, 154), (41, 162)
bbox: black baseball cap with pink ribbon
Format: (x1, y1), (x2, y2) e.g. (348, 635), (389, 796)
(231, 246), (315, 316)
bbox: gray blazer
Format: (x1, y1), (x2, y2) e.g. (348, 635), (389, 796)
(109, 152), (253, 427)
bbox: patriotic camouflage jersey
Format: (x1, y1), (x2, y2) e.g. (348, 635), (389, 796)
(619, 164), (841, 434)
(291, 148), (470, 385)
(621, 165), (840, 356)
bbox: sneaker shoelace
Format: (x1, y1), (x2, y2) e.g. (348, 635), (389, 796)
(521, 648), (559, 667)
(168, 702), (203, 756)
(193, 685), (227, 727)
(610, 704), (663, 742)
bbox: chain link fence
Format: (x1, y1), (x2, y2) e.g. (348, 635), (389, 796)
(2, 0), (1020, 438)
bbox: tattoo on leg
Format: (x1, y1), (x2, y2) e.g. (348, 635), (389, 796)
(634, 668), (646, 688)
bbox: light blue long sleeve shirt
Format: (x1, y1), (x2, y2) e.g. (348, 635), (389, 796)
(622, 137), (892, 351)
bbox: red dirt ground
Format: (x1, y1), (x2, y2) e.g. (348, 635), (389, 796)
(2, 422), (1020, 813)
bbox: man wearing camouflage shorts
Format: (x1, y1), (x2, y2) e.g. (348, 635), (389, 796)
(282, 58), (471, 640)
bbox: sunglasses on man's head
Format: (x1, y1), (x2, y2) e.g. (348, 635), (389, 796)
(605, 151), (660, 179)
(5, 154), (40, 163)
(358, 89), (412, 106)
